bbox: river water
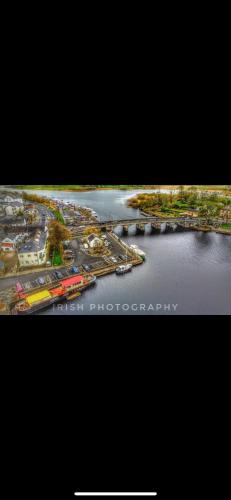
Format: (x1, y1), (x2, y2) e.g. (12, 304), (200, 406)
(24, 189), (231, 315)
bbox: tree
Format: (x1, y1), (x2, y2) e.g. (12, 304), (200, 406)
(83, 226), (101, 236)
(48, 221), (71, 251)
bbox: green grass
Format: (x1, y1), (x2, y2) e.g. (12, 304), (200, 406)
(52, 210), (65, 224)
(220, 224), (231, 229)
(52, 249), (63, 266)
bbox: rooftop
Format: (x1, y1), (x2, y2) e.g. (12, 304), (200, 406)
(88, 234), (99, 242)
(18, 230), (47, 254)
(0, 200), (23, 207)
(0, 216), (26, 225)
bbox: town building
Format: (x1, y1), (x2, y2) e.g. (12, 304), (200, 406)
(1, 238), (15, 252)
(0, 216), (26, 227)
(0, 191), (24, 217)
(220, 207), (231, 220)
(87, 234), (104, 249)
(18, 229), (48, 267)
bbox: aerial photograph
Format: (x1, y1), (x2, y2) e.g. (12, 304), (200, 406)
(0, 184), (230, 315)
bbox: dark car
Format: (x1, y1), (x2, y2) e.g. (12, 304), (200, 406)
(54, 271), (63, 279)
(71, 266), (80, 274)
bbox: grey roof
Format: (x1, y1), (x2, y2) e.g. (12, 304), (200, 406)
(0, 229), (29, 242)
(88, 234), (99, 242)
(18, 231), (47, 254)
(0, 216), (26, 226)
(0, 200), (23, 206)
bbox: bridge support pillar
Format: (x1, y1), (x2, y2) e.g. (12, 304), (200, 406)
(123, 225), (129, 234)
(151, 223), (161, 233)
(165, 222), (177, 233)
(136, 224), (145, 234)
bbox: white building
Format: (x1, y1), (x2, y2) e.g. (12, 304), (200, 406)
(5, 202), (24, 216)
(1, 238), (15, 252)
(18, 230), (48, 267)
(87, 234), (104, 249)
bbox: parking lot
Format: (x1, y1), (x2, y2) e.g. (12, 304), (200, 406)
(69, 232), (131, 272)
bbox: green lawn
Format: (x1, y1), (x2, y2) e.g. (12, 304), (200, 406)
(52, 210), (65, 224)
(52, 249), (63, 266)
(220, 224), (231, 229)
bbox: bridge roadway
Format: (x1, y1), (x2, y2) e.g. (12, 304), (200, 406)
(0, 217), (225, 233)
(76, 216), (224, 227)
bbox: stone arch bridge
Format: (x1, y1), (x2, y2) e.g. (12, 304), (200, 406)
(78, 217), (223, 235)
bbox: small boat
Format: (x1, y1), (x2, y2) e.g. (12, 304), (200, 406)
(116, 264), (133, 275)
(67, 291), (81, 301)
(130, 245), (146, 260)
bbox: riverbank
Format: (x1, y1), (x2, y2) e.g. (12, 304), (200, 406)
(15, 185), (160, 192)
(13, 185), (231, 195)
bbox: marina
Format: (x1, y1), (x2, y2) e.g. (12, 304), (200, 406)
(11, 274), (96, 314)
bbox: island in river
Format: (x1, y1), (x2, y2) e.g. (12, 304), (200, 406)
(127, 189), (231, 234)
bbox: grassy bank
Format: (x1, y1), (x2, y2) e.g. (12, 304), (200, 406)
(14, 185), (231, 194)
(128, 190), (231, 221)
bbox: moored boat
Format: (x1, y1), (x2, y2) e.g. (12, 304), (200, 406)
(11, 274), (97, 315)
(130, 244), (146, 260)
(67, 291), (81, 301)
(116, 264), (133, 275)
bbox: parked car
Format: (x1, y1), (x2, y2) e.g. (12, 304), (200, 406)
(54, 271), (62, 279)
(37, 277), (45, 285)
(111, 257), (117, 263)
(71, 266), (80, 274)
(15, 281), (23, 293)
(82, 264), (90, 272)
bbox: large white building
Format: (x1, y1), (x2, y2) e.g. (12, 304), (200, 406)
(18, 229), (48, 267)
(0, 193), (24, 217)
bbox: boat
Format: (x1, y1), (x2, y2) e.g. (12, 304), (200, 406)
(12, 274), (97, 315)
(116, 264), (133, 275)
(130, 244), (146, 260)
(67, 291), (81, 301)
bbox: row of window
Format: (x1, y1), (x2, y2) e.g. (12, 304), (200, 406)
(19, 251), (45, 259)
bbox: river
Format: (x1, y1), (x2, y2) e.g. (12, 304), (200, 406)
(20, 189), (231, 315)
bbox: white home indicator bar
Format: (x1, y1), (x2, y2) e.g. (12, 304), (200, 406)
(74, 494), (157, 497)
